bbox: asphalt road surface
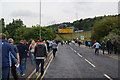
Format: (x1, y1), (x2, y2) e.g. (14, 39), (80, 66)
(5, 43), (119, 80)
(43, 43), (119, 80)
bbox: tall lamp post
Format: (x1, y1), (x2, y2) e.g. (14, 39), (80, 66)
(39, 0), (42, 40)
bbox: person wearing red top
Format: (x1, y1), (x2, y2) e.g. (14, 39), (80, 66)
(36, 40), (42, 45)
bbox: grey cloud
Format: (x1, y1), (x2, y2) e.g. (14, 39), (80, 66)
(62, 9), (72, 13)
(11, 10), (39, 17)
(118, 1), (120, 14)
(73, 2), (93, 11)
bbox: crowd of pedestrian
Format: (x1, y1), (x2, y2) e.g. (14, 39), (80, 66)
(1, 32), (118, 80)
(59, 39), (118, 55)
(0, 33), (59, 80)
(85, 39), (118, 55)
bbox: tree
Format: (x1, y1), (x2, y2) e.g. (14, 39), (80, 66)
(6, 19), (25, 38)
(91, 16), (118, 41)
(0, 18), (5, 33)
(13, 25), (56, 42)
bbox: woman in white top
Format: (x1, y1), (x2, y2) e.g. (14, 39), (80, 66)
(92, 41), (101, 55)
(29, 40), (36, 64)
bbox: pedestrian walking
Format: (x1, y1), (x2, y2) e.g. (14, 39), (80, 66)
(28, 39), (32, 46)
(106, 39), (113, 54)
(78, 41), (81, 46)
(68, 40), (71, 45)
(34, 40), (47, 76)
(16, 40), (28, 76)
(23, 40), (29, 69)
(0, 33), (17, 80)
(52, 40), (58, 58)
(113, 40), (118, 54)
(92, 41), (101, 55)
(85, 41), (88, 46)
(56, 40), (59, 45)
(101, 40), (106, 54)
(88, 41), (92, 48)
(46, 40), (50, 52)
(8, 38), (20, 80)
(29, 40), (36, 64)
(48, 40), (53, 52)
(61, 41), (64, 45)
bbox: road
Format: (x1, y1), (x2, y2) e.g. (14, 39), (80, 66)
(43, 43), (119, 80)
(8, 43), (119, 80)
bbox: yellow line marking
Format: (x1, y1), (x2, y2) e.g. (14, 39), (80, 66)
(27, 51), (52, 79)
(27, 69), (36, 79)
(36, 54), (53, 80)
(40, 56), (53, 80)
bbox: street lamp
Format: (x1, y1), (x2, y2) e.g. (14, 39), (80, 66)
(39, 0), (42, 40)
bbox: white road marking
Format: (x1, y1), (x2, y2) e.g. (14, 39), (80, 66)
(74, 50), (77, 52)
(104, 74), (113, 80)
(69, 47), (72, 49)
(70, 45), (114, 80)
(77, 53), (83, 57)
(85, 59), (96, 68)
(70, 47), (72, 49)
(69, 47), (83, 58)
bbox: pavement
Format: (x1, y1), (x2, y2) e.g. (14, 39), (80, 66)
(9, 57), (36, 79)
(80, 44), (120, 60)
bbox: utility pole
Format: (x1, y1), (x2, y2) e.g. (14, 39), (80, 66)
(39, 0), (42, 40)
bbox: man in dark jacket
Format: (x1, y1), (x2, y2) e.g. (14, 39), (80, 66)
(34, 40), (47, 76)
(106, 39), (113, 54)
(8, 38), (20, 80)
(16, 40), (28, 76)
(78, 41), (81, 46)
(101, 40), (106, 54)
(0, 33), (17, 80)
(113, 40), (118, 54)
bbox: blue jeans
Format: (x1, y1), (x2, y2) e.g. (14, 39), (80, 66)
(16, 66), (21, 74)
(20, 58), (26, 75)
(29, 52), (34, 64)
(107, 48), (112, 54)
(36, 59), (44, 75)
(2, 66), (10, 80)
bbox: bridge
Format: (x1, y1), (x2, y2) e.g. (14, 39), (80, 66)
(9, 43), (119, 80)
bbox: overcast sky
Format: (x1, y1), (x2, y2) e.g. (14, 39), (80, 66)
(0, 0), (119, 27)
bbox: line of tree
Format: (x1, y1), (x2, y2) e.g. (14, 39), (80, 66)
(91, 15), (120, 41)
(1, 14), (120, 45)
(46, 15), (119, 32)
(0, 19), (56, 43)
(46, 15), (108, 31)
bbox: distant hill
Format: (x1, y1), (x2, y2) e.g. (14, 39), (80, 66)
(46, 15), (119, 32)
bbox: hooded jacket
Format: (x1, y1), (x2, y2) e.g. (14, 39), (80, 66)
(16, 43), (28, 59)
(34, 43), (47, 59)
(1, 39), (16, 67)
